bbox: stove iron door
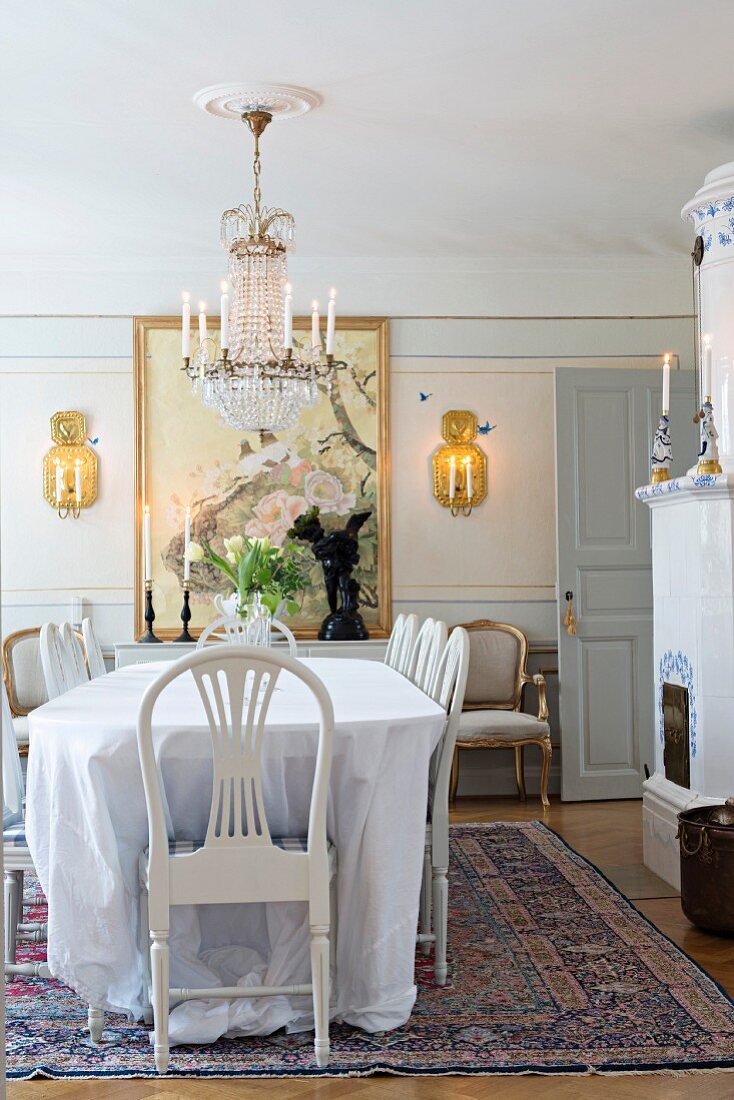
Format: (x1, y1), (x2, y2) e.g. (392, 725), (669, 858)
(663, 681), (690, 789)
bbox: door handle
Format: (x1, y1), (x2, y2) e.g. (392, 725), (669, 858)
(563, 590), (577, 636)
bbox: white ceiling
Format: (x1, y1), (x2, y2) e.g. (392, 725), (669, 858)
(3, 0), (734, 269)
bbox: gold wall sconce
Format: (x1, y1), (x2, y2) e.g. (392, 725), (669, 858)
(432, 410), (488, 517)
(42, 411), (98, 519)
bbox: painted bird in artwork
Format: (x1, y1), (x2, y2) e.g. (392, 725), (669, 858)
(419, 392), (433, 402)
(477, 420), (496, 435)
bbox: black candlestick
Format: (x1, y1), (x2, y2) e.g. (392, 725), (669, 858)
(140, 580), (162, 643)
(175, 582), (194, 643)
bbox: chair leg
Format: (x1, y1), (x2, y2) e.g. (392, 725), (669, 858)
(432, 865), (449, 986)
(87, 1006), (104, 1043)
(151, 931), (170, 1074)
(15, 870), (24, 945)
(419, 840), (432, 956)
(4, 870), (22, 974)
(140, 886), (153, 1024)
(449, 746), (460, 805)
(310, 924), (330, 1068)
(514, 745), (527, 801)
(540, 739), (552, 810)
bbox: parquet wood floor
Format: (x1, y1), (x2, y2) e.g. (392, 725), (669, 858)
(10, 799), (734, 1100)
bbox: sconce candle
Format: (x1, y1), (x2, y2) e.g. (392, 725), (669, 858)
(662, 353), (671, 415)
(198, 301), (207, 346)
(55, 460), (64, 503)
(183, 506), (191, 582)
(449, 455), (457, 501)
(464, 456), (473, 500)
(703, 334), (713, 399)
(311, 300), (320, 350)
(144, 505), (152, 582)
(181, 294), (191, 358)
(74, 459), (82, 503)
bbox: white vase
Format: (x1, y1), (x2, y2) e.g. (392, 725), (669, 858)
(213, 592), (287, 620)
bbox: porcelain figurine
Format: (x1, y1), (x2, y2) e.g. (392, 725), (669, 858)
(651, 415), (672, 481)
(697, 401), (722, 474)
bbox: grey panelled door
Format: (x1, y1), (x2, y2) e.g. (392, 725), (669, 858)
(555, 367), (695, 801)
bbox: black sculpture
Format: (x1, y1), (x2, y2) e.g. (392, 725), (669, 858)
(288, 506), (371, 641)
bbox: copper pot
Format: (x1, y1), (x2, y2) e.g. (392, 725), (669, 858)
(677, 800), (734, 934)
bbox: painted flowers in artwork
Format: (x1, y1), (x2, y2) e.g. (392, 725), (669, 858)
(303, 470), (356, 515)
(246, 489), (308, 545)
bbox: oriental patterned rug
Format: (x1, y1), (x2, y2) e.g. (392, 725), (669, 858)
(8, 821), (734, 1080)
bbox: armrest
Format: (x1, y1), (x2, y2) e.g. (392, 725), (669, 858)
(532, 673), (549, 722)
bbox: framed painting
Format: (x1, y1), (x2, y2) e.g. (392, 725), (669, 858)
(133, 316), (391, 639)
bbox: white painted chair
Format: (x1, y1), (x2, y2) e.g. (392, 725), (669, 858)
(81, 618), (107, 678)
(60, 622), (89, 686)
(135, 646), (335, 1073)
(2, 678), (50, 982)
(407, 618), (448, 695)
(39, 622), (75, 700)
(196, 614), (298, 657)
(417, 627), (470, 985)
(384, 613), (418, 676)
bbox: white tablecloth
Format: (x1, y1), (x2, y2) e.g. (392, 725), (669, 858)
(26, 657), (445, 1043)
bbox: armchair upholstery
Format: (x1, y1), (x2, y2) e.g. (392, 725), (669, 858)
(2, 628), (48, 751)
(451, 620), (551, 808)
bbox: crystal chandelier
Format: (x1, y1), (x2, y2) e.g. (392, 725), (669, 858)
(181, 99), (338, 434)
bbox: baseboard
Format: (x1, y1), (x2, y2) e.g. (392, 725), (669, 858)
(457, 756), (561, 799)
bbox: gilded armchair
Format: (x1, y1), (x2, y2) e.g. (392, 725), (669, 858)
(450, 620), (551, 808)
(2, 628), (49, 754)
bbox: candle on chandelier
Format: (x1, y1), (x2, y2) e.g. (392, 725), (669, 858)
(144, 505), (152, 582)
(74, 459), (82, 503)
(55, 459), (64, 503)
(326, 288), (337, 356)
(449, 455), (457, 501)
(183, 506), (191, 582)
(284, 283), (293, 349)
(662, 353), (671, 415)
(198, 301), (207, 346)
(311, 300), (321, 350)
(463, 456), (473, 500)
(703, 334), (713, 399)
(220, 282), (229, 352)
(181, 293), (191, 358)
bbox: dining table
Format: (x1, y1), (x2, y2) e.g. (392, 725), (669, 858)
(26, 655), (446, 1046)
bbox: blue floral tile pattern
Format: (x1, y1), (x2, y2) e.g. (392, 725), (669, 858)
(658, 649), (697, 757)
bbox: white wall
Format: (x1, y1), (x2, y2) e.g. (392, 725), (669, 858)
(0, 301), (695, 797)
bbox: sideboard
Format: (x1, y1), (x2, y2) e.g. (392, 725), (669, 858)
(115, 638), (388, 669)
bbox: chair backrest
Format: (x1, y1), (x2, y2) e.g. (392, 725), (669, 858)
(137, 646), (334, 915)
(458, 619), (530, 710)
(1, 679), (24, 829)
(40, 622), (75, 699)
(60, 622), (90, 686)
(407, 618), (448, 694)
(2, 628), (48, 716)
(81, 618), (107, 678)
(384, 613), (418, 675)
(427, 628), (470, 864)
(196, 614), (297, 657)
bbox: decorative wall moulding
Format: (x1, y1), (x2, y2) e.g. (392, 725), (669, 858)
(42, 411), (98, 520)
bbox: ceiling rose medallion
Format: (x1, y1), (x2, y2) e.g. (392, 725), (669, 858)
(181, 83), (340, 435)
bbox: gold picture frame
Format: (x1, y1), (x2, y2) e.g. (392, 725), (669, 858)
(133, 315), (391, 640)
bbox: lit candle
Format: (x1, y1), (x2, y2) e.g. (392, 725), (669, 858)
(284, 283), (293, 350)
(181, 293), (191, 358)
(183, 506), (191, 582)
(144, 505), (152, 582)
(703, 334), (713, 400)
(662, 353), (671, 414)
(464, 456), (473, 500)
(74, 459), (82, 503)
(198, 301), (207, 346)
(449, 455), (457, 501)
(326, 288), (337, 355)
(311, 300), (320, 350)
(55, 459), (64, 503)
(220, 281), (229, 351)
